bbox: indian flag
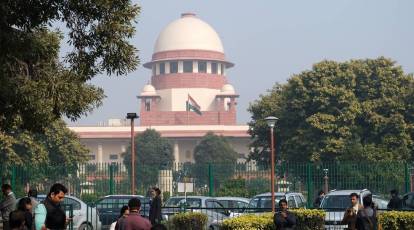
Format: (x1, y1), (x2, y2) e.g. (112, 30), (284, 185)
(186, 94), (202, 115)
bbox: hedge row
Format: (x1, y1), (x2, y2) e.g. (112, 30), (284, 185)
(221, 209), (325, 230)
(221, 210), (414, 230)
(378, 211), (414, 230)
(164, 212), (208, 230)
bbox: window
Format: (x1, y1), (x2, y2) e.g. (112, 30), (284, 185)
(288, 196), (296, 208)
(198, 61), (207, 73)
(145, 98), (151, 111)
(170, 61), (178, 73)
(183, 61), (193, 73)
(159, 62), (165, 74)
(221, 63), (225, 75)
(109, 154), (118, 160)
(89, 155), (95, 160)
(211, 62), (218, 74)
(64, 198), (81, 210)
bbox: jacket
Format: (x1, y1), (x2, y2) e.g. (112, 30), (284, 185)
(149, 196), (162, 225)
(0, 192), (16, 221)
(274, 210), (297, 230)
(356, 206), (377, 230)
(342, 204), (364, 230)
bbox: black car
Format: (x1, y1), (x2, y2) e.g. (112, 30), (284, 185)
(95, 195), (150, 229)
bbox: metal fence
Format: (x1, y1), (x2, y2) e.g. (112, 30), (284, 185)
(1, 161), (413, 207)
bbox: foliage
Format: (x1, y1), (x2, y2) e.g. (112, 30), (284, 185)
(122, 129), (174, 190)
(221, 209), (325, 230)
(193, 132), (238, 188)
(378, 211), (414, 229)
(168, 212), (208, 230)
(0, 120), (88, 182)
(0, 0), (140, 166)
(248, 57), (414, 163)
(217, 178), (250, 197)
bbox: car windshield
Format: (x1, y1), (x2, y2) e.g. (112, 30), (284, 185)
(249, 196), (284, 208)
(321, 195), (351, 209)
(165, 198), (202, 208)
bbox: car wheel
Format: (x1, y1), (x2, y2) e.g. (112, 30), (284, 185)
(78, 223), (93, 230)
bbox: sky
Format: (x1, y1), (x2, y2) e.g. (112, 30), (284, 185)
(66, 0), (414, 126)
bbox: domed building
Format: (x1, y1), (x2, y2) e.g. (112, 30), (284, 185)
(70, 13), (250, 164)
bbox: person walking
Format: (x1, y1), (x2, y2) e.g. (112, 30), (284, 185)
(274, 199), (297, 230)
(149, 187), (162, 225)
(34, 183), (68, 230)
(8, 210), (27, 230)
(110, 205), (129, 230)
(342, 193), (363, 230)
(27, 189), (38, 212)
(387, 189), (402, 210)
(356, 196), (377, 230)
(16, 198), (33, 230)
(119, 198), (151, 230)
(1, 184), (17, 230)
(313, 190), (325, 208)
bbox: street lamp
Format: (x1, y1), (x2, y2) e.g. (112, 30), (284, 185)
(265, 116), (278, 213)
(127, 112), (139, 195)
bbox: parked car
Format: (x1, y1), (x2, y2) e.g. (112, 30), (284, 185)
(215, 197), (250, 217)
(37, 195), (101, 230)
(247, 192), (306, 213)
(162, 196), (230, 230)
(372, 195), (388, 210)
(95, 195), (150, 230)
(320, 189), (371, 230)
(402, 192), (414, 210)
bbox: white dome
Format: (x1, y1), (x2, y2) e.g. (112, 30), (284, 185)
(140, 84), (156, 96)
(154, 13), (224, 53)
(221, 84), (236, 94)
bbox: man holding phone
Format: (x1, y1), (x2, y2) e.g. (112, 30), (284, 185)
(35, 183), (70, 230)
(274, 199), (297, 230)
(342, 193), (363, 230)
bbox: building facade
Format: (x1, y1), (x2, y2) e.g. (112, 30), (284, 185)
(69, 13), (251, 164)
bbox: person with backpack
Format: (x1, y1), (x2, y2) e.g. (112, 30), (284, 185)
(356, 196), (377, 230)
(34, 183), (68, 230)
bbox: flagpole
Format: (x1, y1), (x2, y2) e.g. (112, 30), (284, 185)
(187, 94), (189, 126)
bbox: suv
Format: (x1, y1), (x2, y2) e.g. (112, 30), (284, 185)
(320, 189), (371, 230)
(247, 192), (306, 212)
(95, 195), (150, 230)
(162, 196), (230, 230)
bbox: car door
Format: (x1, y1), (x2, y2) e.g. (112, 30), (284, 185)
(288, 195), (297, 208)
(63, 197), (82, 228)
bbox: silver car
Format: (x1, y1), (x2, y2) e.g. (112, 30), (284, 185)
(37, 195), (101, 230)
(247, 192), (307, 213)
(163, 196), (230, 230)
(320, 189), (371, 230)
(215, 197), (250, 217)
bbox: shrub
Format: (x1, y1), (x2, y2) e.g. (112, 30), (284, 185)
(221, 209), (325, 230)
(169, 212), (208, 230)
(378, 211), (414, 229)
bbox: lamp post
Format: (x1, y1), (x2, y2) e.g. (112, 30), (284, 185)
(127, 113), (139, 195)
(265, 116), (278, 213)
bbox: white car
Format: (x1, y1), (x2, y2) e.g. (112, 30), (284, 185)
(320, 189), (371, 230)
(37, 195), (101, 230)
(215, 197), (250, 217)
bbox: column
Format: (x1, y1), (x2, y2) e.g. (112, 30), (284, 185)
(174, 141), (180, 163)
(98, 144), (103, 163)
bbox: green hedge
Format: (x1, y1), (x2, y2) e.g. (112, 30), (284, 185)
(221, 209), (325, 230)
(167, 212), (208, 230)
(378, 211), (414, 230)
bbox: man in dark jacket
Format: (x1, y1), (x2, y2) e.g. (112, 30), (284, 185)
(0, 184), (17, 230)
(313, 190), (325, 208)
(274, 199), (296, 230)
(37, 183), (68, 230)
(149, 187), (162, 225)
(356, 196), (377, 230)
(387, 189), (402, 210)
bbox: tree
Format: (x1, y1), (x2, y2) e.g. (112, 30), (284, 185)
(193, 132), (238, 188)
(248, 57), (414, 163)
(122, 129), (174, 192)
(0, 1), (140, 166)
